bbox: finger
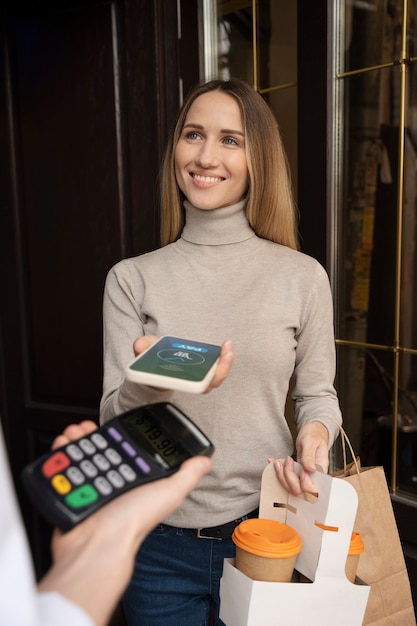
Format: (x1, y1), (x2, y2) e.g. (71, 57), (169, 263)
(131, 336), (169, 392)
(205, 340), (234, 392)
(273, 459), (291, 493)
(297, 453), (317, 473)
(282, 456), (307, 496)
(166, 456), (212, 500)
(133, 335), (158, 356)
(299, 469), (318, 496)
(314, 444), (329, 474)
(298, 443), (329, 475)
(109, 455), (212, 537)
(51, 420), (98, 450)
(296, 441), (317, 472)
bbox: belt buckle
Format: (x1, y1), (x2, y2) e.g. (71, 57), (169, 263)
(196, 528), (223, 540)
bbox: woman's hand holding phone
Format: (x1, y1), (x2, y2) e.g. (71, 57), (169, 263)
(131, 335), (234, 393)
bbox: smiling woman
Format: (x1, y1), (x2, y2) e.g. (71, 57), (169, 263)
(174, 90), (248, 211)
(99, 77), (342, 626)
(160, 78), (298, 248)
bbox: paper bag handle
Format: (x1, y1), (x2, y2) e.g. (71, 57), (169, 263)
(330, 416), (360, 475)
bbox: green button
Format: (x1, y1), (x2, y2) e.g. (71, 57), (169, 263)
(65, 484), (99, 509)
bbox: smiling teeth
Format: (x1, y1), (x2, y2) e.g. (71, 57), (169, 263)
(193, 174), (222, 183)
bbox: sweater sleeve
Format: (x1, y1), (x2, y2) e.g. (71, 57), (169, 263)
(291, 261), (342, 446)
(100, 261), (173, 424)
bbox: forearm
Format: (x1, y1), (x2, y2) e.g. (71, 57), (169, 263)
(36, 455), (211, 625)
(100, 375), (173, 424)
(37, 520), (140, 626)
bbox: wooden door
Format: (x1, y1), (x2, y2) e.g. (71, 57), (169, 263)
(0, 1), (197, 597)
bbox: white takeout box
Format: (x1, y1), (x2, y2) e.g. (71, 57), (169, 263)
(220, 461), (370, 626)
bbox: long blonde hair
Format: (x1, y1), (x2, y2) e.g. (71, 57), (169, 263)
(160, 78), (299, 250)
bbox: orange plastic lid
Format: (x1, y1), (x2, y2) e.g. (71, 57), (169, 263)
(349, 531), (365, 555)
(232, 519), (302, 558)
(314, 524), (364, 555)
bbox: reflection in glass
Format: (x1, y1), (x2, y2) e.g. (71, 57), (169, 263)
(336, 343), (369, 464)
(216, 1), (254, 83)
(408, 0), (417, 60)
(377, 354), (417, 496)
(336, 68), (398, 348)
(265, 87), (298, 196)
(401, 56), (417, 351)
(337, 343), (417, 492)
(214, 1), (296, 88)
(343, 0), (403, 74)
(334, 1), (417, 499)
(336, 345), (395, 466)
(261, 0), (296, 89)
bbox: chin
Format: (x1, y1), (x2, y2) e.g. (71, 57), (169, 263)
(194, 204), (222, 211)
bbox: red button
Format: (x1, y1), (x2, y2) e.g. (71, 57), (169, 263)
(42, 451), (71, 478)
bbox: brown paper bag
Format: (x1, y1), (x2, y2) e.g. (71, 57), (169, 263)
(333, 431), (416, 625)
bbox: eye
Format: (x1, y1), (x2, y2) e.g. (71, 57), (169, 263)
(223, 136), (240, 146)
(185, 131), (201, 141)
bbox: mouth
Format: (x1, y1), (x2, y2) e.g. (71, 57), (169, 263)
(190, 173), (225, 184)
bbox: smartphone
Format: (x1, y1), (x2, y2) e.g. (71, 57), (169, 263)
(125, 336), (222, 393)
(21, 402), (214, 531)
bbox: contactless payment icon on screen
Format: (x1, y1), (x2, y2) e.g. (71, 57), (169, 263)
(125, 336), (222, 393)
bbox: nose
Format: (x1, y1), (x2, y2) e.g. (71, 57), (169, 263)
(195, 138), (219, 168)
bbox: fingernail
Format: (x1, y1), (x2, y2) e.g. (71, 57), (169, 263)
(198, 457), (211, 471)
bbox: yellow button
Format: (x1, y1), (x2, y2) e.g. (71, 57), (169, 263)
(51, 474), (72, 495)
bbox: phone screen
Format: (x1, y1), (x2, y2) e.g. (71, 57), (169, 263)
(129, 336), (221, 383)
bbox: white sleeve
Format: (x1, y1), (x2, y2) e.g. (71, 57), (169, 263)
(0, 424), (93, 626)
(38, 592), (93, 626)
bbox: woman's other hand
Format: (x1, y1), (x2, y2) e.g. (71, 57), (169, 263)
(273, 421), (329, 496)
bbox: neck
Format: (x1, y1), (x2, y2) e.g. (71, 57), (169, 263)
(181, 200), (254, 245)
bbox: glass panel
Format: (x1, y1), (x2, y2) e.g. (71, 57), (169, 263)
(401, 60), (417, 350)
(379, 353), (417, 495)
(216, 0), (254, 82)
(335, 343), (369, 464)
(408, 0), (417, 60)
(263, 86), (298, 197)
(342, 0), (403, 74)
(338, 347), (417, 497)
(335, 344), (395, 472)
(333, 2), (417, 500)
(336, 67), (400, 348)
(259, 0), (297, 90)
(215, 1), (296, 88)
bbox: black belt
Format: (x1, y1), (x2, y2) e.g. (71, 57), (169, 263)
(193, 508), (259, 540)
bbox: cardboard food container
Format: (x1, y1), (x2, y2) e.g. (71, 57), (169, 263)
(219, 461), (370, 626)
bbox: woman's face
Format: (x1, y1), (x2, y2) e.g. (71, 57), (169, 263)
(174, 91), (249, 210)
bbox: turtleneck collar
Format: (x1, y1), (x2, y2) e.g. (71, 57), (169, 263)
(181, 200), (255, 246)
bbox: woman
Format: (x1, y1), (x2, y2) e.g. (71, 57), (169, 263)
(100, 78), (342, 625)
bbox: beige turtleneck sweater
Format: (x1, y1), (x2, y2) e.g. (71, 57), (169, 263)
(100, 200), (342, 528)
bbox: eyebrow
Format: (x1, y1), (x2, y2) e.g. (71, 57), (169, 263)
(183, 122), (245, 137)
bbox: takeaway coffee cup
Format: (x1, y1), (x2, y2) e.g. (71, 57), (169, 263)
(232, 518), (302, 582)
(299, 528), (365, 583)
(345, 531), (364, 583)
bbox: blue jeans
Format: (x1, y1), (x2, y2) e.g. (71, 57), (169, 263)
(122, 524), (236, 625)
